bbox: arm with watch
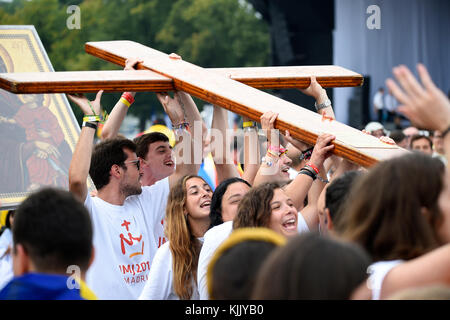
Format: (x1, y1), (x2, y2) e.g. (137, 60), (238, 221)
(297, 76), (340, 174)
(68, 91), (104, 202)
(299, 76), (335, 120)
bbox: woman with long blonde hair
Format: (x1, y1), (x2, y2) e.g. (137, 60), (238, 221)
(139, 175), (212, 300)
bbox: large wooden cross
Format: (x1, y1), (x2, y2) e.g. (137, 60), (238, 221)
(0, 40), (405, 167)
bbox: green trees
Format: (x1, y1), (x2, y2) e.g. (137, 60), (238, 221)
(0, 0), (269, 130)
(156, 0), (269, 68)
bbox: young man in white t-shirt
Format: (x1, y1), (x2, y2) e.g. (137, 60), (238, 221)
(100, 59), (207, 251)
(68, 86), (204, 299)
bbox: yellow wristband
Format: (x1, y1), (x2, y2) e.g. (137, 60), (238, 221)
(120, 97), (131, 108)
(83, 115), (101, 123)
(243, 121), (256, 128)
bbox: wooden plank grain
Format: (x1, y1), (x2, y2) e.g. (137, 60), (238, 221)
(0, 70), (173, 93)
(0, 65), (361, 93)
(85, 41), (363, 89)
(0, 45), (363, 94)
(210, 66), (363, 89)
(86, 40), (406, 167)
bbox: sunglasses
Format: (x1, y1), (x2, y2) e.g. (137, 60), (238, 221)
(124, 159), (140, 171)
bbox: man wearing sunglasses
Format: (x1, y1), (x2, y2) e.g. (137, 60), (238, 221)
(67, 81), (205, 300)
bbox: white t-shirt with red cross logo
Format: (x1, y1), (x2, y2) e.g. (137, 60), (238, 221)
(84, 177), (169, 300)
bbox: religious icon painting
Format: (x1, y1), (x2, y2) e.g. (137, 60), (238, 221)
(0, 25), (90, 209)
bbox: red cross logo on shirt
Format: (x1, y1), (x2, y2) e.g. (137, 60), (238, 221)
(119, 220), (144, 258)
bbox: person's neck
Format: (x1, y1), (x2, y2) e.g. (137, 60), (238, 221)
(140, 174), (160, 187)
(188, 216), (210, 238)
(97, 185), (127, 206)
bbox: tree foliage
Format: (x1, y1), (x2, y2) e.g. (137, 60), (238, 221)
(0, 0), (270, 130)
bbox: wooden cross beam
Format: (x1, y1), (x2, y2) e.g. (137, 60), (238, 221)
(0, 40), (406, 167)
(0, 65), (362, 94)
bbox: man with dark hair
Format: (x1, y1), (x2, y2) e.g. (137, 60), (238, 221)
(402, 126), (419, 149)
(317, 170), (362, 235)
(68, 85), (204, 299)
(431, 130), (447, 165)
(389, 130), (408, 149)
(410, 134), (433, 155)
(0, 188), (95, 300)
(88, 138), (139, 191)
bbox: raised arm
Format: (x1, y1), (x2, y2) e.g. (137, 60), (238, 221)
(100, 58), (142, 140)
(283, 133), (335, 218)
(386, 63), (450, 161)
(253, 111), (335, 211)
(210, 105), (239, 184)
(68, 91), (103, 202)
(241, 116), (261, 185)
(299, 76), (336, 120)
(157, 91), (205, 188)
(252, 111), (281, 186)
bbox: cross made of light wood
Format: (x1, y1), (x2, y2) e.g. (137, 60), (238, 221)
(0, 40), (405, 167)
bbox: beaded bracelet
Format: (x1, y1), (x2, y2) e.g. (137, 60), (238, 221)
(172, 122), (190, 135)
